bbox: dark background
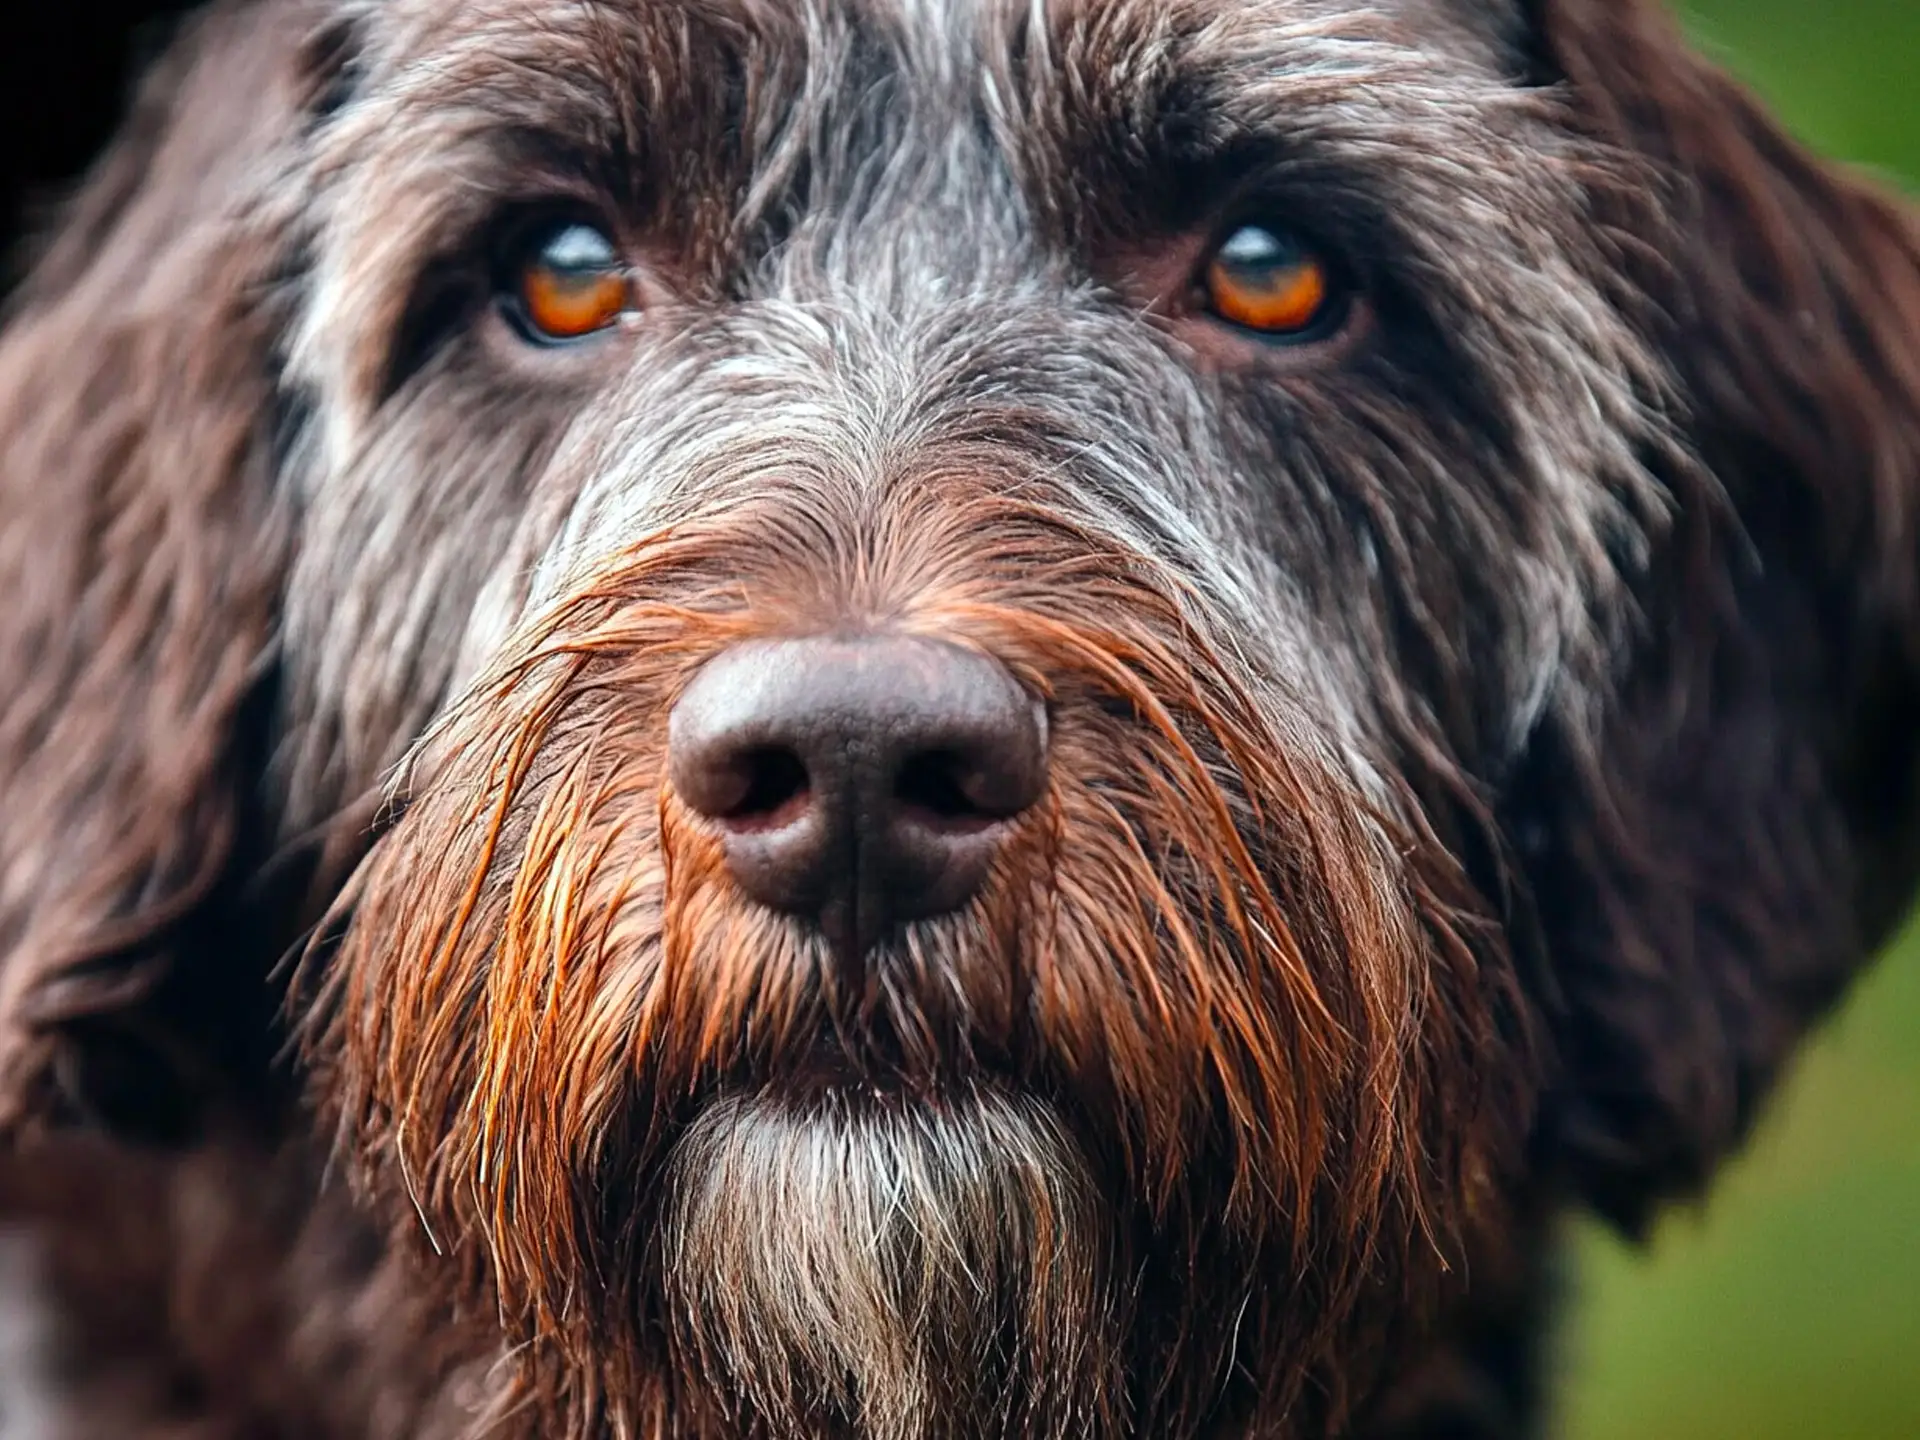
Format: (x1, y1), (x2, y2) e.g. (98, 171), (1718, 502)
(2, 2), (1915, 1436)
(1, 3), (199, 257)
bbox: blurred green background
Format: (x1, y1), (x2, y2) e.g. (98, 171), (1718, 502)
(1559, 11), (1920, 1439)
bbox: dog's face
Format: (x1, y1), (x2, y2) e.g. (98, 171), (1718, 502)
(3, 1), (1919, 1438)
(290, 1), (1634, 1428)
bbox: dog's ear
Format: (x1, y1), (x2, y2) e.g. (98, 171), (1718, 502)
(0, 2), (336, 1139)
(1504, 0), (1920, 1232)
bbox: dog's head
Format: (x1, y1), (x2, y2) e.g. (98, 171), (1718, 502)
(4, 1), (1919, 1436)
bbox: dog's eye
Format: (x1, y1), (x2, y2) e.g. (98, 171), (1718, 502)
(1201, 225), (1341, 340)
(511, 223), (634, 343)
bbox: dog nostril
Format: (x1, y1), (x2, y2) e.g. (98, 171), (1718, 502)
(724, 747), (812, 829)
(893, 750), (991, 828)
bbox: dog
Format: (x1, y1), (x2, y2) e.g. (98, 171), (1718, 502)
(1, 0), (1917, 1436)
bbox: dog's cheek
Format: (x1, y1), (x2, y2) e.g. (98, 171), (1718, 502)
(275, 356), (595, 837)
(1193, 272), (1665, 798)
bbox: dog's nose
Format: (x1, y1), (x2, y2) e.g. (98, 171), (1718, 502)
(667, 635), (1047, 961)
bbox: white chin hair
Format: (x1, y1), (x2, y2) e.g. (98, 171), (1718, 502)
(659, 1087), (1117, 1440)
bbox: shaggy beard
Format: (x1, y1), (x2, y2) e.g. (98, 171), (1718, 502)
(657, 1088), (1118, 1440)
(313, 497), (1510, 1437)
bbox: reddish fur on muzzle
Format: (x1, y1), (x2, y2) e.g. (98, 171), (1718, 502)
(304, 475), (1510, 1434)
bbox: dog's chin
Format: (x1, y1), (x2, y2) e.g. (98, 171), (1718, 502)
(657, 1085), (1122, 1440)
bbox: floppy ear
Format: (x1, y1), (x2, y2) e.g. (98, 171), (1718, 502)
(1505, 0), (1920, 1232)
(0, 1), (327, 1139)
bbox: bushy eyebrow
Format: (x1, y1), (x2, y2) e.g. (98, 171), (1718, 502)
(983, 0), (1555, 255)
(974, 11), (1337, 252)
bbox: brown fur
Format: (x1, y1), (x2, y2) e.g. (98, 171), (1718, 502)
(0, 1), (1916, 1437)
(307, 490), (1505, 1434)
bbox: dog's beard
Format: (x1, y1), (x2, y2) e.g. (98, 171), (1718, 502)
(316, 504), (1507, 1436)
(657, 1088), (1116, 1440)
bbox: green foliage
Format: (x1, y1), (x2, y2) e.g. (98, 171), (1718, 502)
(1680, 1), (1920, 185)
(1561, 6), (1920, 1437)
(1564, 940), (1920, 1438)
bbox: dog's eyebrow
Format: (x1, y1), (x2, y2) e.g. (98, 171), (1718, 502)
(991, 0), (1537, 252)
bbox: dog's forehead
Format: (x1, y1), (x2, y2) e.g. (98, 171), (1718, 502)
(370, 0), (1496, 52)
(356, 0), (1517, 142)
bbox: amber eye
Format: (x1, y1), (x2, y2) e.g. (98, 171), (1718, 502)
(512, 222), (633, 342)
(1201, 224), (1341, 340)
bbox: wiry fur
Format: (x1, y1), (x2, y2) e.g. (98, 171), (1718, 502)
(0, 1), (1917, 1437)
(657, 1090), (1109, 1440)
